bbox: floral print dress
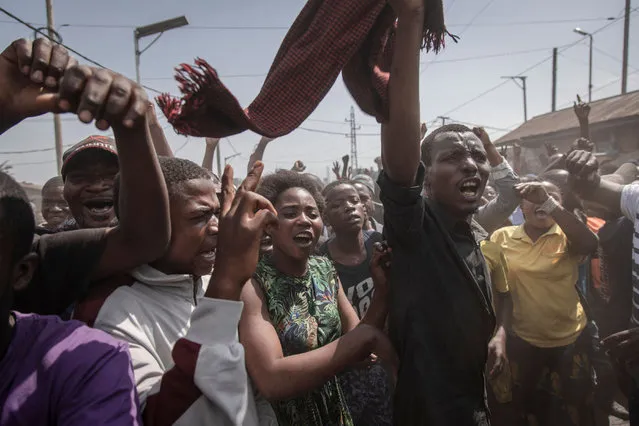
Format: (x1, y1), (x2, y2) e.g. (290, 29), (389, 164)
(254, 254), (354, 426)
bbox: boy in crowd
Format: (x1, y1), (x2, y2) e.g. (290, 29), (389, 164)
(38, 175), (70, 233)
(378, 0), (495, 423)
(75, 159), (278, 425)
(0, 38), (151, 425)
(0, 38), (171, 317)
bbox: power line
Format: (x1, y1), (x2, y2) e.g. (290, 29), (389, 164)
(0, 144), (74, 155)
(0, 17), (615, 31)
(431, 7), (635, 121)
(0, 7), (163, 95)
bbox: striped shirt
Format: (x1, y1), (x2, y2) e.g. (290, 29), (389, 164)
(620, 184), (639, 325)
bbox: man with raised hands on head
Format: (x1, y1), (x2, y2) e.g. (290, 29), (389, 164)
(376, 0), (495, 424)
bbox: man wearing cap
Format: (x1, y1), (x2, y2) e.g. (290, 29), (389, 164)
(58, 135), (119, 231)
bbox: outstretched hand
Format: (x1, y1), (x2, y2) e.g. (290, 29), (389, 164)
(211, 161), (278, 299)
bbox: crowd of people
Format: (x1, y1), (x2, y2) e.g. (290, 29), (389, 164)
(1, 0), (638, 425)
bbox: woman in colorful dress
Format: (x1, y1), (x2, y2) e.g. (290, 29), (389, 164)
(239, 171), (395, 426)
(490, 179), (599, 426)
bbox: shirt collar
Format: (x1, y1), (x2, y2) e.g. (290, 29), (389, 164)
(426, 198), (488, 241)
(512, 223), (562, 243)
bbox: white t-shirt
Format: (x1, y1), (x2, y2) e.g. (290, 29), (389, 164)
(620, 184), (639, 325)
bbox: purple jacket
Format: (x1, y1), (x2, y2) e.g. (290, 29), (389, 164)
(0, 312), (141, 425)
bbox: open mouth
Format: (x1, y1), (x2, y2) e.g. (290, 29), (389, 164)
(346, 212), (362, 224)
(83, 198), (114, 217)
(198, 249), (216, 263)
(293, 231), (314, 247)
(459, 178), (481, 200)
(534, 208), (549, 219)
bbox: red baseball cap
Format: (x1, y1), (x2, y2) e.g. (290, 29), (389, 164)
(61, 135), (118, 179)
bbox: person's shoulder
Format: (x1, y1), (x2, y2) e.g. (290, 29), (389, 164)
(16, 313), (128, 366)
(35, 228), (108, 253)
(490, 225), (519, 242)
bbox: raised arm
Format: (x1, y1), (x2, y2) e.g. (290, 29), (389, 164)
(473, 127), (520, 233)
(0, 38), (170, 280)
(516, 182), (598, 255)
(56, 67), (172, 280)
(566, 150), (624, 217)
(146, 102), (173, 157)
(202, 138), (220, 172)
(247, 136), (274, 174)
(573, 95), (590, 141)
(380, 1), (424, 186)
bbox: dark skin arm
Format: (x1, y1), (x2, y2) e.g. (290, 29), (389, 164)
(247, 136), (273, 174)
(487, 292), (512, 377)
(380, 1), (424, 186)
(202, 138), (219, 173)
(516, 182), (598, 255)
(146, 102), (173, 157)
(54, 65), (171, 280)
(0, 38), (170, 279)
(574, 95), (591, 141)
(566, 150), (624, 217)
(359, 243), (392, 330)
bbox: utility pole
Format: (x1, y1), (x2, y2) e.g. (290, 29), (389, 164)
(437, 116), (450, 126)
(551, 48), (558, 112)
(45, 0), (64, 174)
(345, 106), (360, 171)
(622, 0), (631, 94)
(502, 76), (528, 122)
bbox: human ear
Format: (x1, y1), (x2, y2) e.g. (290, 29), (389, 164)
(11, 252), (38, 292)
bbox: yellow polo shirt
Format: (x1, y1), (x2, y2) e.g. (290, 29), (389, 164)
(480, 240), (509, 295)
(490, 224), (587, 348)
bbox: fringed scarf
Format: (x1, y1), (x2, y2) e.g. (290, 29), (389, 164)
(157, 0), (456, 138)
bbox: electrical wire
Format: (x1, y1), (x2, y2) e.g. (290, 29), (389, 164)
(430, 6), (636, 122)
(0, 6), (163, 95)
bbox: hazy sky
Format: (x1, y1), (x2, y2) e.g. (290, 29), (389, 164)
(1, 0), (638, 184)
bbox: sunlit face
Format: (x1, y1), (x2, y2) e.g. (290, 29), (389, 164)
(41, 183), (70, 228)
(270, 188), (323, 262)
(63, 150), (118, 229)
(521, 181), (562, 230)
(426, 131), (490, 218)
(324, 184), (365, 234)
(352, 183), (375, 219)
(153, 178), (220, 277)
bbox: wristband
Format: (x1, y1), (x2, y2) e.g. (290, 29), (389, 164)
(539, 196), (560, 214)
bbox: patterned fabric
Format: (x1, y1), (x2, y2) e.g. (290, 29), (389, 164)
(254, 255), (353, 426)
(620, 184), (639, 326)
(503, 331), (596, 426)
(157, 0), (455, 138)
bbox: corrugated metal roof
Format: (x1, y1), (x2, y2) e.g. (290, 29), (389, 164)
(496, 90), (639, 145)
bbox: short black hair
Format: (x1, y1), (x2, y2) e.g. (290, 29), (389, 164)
(324, 181), (356, 202)
(258, 170), (326, 213)
(158, 157), (216, 197)
(0, 172), (35, 264)
(42, 176), (63, 194)
(421, 123), (473, 166)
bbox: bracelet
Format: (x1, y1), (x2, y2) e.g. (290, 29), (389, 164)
(539, 196), (560, 214)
